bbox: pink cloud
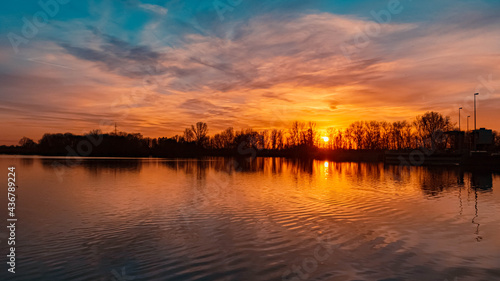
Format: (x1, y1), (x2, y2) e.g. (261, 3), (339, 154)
(1, 12), (499, 145)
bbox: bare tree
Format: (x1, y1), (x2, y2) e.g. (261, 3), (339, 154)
(184, 128), (194, 142)
(364, 121), (381, 149)
(289, 121), (305, 146)
(349, 121), (365, 149)
(414, 112), (453, 149)
(335, 129), (345, 149)
(391, 121), (414, 150)
(380, 121), (391, 150)
(276, 129), (284, 149)
(270, 129), (278, 150)
(326, 127), (335, 149)
(211, 133), (224, 149)
(19, 137), (36, 149)
(305, 121), (317, 147)
(190, 122), (209, 146)
(221, 127), (235, 148)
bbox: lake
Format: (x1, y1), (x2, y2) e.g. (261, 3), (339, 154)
(1, 156), (500, 281)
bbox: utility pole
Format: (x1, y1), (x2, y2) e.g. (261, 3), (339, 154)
(459, 107), (462, 131)
(474, 93), (479, 131)
(115, 123), (117, 135)
(473, 93), (479, 151)
(467, 115), (471, 151)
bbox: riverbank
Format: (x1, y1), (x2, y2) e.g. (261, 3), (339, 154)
(3, 145), (499, 167)
(0, 146), (385, 162)
(385, 150), (500, 167)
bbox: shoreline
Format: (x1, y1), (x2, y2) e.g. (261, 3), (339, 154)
(2, 150), (500, 168)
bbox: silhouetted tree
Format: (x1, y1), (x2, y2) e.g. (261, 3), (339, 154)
(220, 127), (235, 149)
(289, 121), (305, 146)
(364, 121), (381, 149)
(10, 111), (473, 158)
(414, 111), (453, 149)
(211, 133), (224, 149)
(305, 121), (317, 147)
(184, 128), (194, 142)
(349, 121), (365, 149)
(380, 121), (391, 150)
(190, 122), (208, 147)
(19, 137), (36, 149)
(493, 131), (500, 152)
(390, 121), (414, 150)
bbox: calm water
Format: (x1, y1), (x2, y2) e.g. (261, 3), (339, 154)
(1, 156), (500, 281)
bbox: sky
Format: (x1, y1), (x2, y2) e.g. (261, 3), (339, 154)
(1, 0), (500, 145)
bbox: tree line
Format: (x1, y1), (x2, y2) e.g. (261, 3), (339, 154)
(4, 111), (500, 157)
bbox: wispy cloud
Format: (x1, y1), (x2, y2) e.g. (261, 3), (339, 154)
(139, 3), (168, 16)
(0, 1), (500, 144)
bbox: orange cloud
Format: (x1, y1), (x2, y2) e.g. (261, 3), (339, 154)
(1, 12), (500, 145)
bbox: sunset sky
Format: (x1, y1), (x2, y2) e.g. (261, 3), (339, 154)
(1, 0), (500, 145)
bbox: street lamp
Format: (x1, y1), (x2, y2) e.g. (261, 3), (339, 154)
(459, 107), (462, 131)
(467, 115), (471, 151)
(474, 93), (479, 131)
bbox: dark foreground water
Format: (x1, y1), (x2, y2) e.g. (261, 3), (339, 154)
(0, 156), (499, 281)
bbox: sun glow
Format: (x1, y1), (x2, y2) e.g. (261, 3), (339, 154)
(322, 136), (329, 142)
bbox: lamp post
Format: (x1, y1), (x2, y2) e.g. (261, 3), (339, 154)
(467, 115), (471, 151)
(473, 93), (479, 151)
(459, 107), (462, 131)
(474, 93), (479, 131)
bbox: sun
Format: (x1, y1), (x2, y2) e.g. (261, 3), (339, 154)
(322, 136), (329, 142)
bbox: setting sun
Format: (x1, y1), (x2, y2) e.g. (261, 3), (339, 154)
(2, 1), (500, 280)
